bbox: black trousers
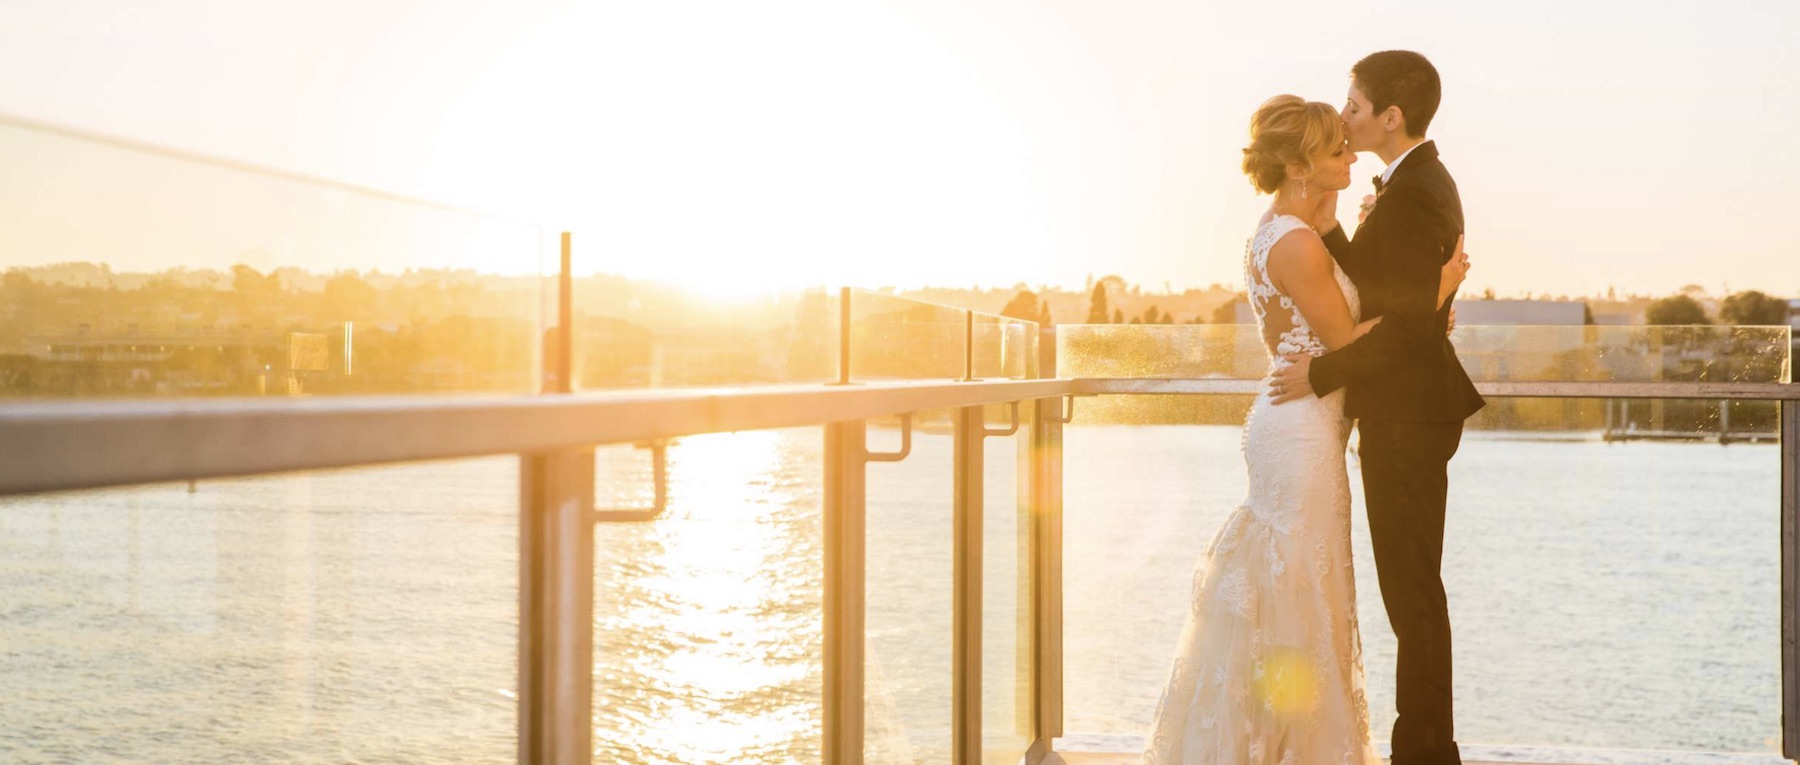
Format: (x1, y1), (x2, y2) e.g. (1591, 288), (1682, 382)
(1357, 418), (1465, 765)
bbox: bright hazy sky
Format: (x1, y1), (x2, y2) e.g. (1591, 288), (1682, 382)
(2, 0), (1798, 298)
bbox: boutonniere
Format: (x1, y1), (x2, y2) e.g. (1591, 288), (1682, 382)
(1358, 194), (1378, 224)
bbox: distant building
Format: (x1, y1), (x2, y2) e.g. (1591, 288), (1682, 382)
(1449, 299), (1587, 325)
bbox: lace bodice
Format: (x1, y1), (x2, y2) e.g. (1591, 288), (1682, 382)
(1245, 215), (1360, 361)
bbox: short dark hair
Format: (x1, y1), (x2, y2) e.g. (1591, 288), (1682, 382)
(1351, 50), (1440, 138)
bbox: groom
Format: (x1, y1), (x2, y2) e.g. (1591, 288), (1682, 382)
(1271, 50), (1485, 765)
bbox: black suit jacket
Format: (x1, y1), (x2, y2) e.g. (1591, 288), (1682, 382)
(1309, 141), (1485, 422)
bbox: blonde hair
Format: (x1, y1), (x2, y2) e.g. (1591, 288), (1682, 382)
(1241, 95), (1345, 194)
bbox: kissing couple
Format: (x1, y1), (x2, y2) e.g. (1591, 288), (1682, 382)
(1142, 50), (1485, 765)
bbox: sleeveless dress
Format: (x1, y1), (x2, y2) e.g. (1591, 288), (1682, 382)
(1141, 214), (1379, 765)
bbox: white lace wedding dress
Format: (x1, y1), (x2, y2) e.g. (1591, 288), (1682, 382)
(1141, 214), (1379, 765)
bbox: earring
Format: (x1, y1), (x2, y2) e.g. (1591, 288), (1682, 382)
(1301, 179), (1308, 199)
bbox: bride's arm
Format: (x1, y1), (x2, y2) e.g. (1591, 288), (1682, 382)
(1266, 232), (1377, 352)
(1437, 233), (1469, 308)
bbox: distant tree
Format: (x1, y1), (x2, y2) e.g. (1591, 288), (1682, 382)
(1086, 284), (1110, 324)
(1001, 289), (1042, 322)
(1719, 290), (1788, 326)
(1111, 308), (1123, 324)
(231, 264), (275, 295)
(1583, 303), (1595, 325)
(1480, 287), (1496, 300)
(323, 272), (379, 320)
(1645, 294), (1709, 325)
(1142, 306), (1161, 324)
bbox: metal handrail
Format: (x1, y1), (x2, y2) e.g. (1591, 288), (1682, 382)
(5, 377), (1797, 498)
(0, 378), (1070, 496)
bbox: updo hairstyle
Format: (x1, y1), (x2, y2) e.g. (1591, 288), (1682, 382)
(1240, 95), (1344, 194)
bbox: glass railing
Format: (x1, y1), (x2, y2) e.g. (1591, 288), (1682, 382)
(0, 116), (544, 762)
(0, 117), (548, 399)
(865, 406), (957, 765)
(1056, 323), (1793, 762)
(5, 122), (1796, 765)
(571, 282), (838, 389)
(849, 289), (970, 382)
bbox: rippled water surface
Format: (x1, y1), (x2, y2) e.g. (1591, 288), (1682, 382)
(0, 427), (1783, 763)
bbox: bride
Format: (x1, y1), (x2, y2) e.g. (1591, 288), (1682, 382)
(1141, 95), (1467, 764)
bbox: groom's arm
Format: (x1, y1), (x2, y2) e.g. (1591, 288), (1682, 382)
(1320, 223), (1352, 262)
(1308, 185), (1456, 396)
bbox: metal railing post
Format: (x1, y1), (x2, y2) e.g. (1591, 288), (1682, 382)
(953, 404), (986, 765)
(837, 287), (853, 386)
(963, 310), (976, 382)
(1029, 327), (1064, 761)
(824, 419), (869, 765)
(518, 230), (593, 765)
(519, 447), (596, 765)
(1783, 398), (1799, 759)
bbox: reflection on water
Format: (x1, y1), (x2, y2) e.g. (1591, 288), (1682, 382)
(594, 430), (824, 764)
(0, 427), (1788, 762)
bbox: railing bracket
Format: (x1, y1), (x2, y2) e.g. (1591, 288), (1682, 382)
(866, 413), (913, 463)
(594, 439), (670, 522)
(981, 401), (1022, 438)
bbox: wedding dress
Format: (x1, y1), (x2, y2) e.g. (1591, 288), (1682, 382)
(1141, 214), (1379, 765)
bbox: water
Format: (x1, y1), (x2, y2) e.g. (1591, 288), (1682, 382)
(0, 427), (1783, 763)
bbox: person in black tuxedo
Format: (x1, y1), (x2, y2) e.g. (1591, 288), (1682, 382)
(1270, 50), (1485, 765)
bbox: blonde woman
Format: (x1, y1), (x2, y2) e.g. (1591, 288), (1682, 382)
(1141, 94), (1466, 764)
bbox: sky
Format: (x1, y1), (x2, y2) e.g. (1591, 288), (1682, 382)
(1, 0), (1798, 298)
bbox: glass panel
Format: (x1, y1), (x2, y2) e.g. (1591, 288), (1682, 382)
(982, 403), (1034, 765)
(571, 283), (838, 389)
(591, 428), (825, 764)
(0, 458), (519, 763)
(1060, 396), (1252, 739)
(970, 313), (1037, 380)
(0, 119), (547, 399)
(1453, 324), (1791, 383)
(865, 408), (955, 765)
(1456, 325), (1791, 435)
(850, 290), (967, 381)
(1058, 324), (1267, 380)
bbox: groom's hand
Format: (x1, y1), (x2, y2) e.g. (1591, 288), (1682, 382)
(1270, 354), (1315, 404)
(1309, 189), (1341, 235)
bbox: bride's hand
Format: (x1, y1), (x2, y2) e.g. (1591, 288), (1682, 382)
(1438, 234), (1469, 307)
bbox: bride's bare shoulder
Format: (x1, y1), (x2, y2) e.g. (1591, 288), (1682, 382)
(1265, 223), (1330, 272)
